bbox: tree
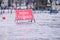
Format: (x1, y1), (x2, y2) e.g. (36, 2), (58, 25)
(0, 0), (2, 6)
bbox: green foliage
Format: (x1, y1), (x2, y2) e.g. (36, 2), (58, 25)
(39, 5), (51, 9)
(39, 5), (47, 9)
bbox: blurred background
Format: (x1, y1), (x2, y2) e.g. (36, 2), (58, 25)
(0, 0), (60, 10)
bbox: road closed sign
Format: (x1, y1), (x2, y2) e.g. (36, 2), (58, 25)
(16, 9), (34, 20)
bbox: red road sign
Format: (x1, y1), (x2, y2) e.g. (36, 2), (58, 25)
(16, 9), (34, 20)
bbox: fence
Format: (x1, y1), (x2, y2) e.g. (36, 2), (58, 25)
(0, 9), (59, 15)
